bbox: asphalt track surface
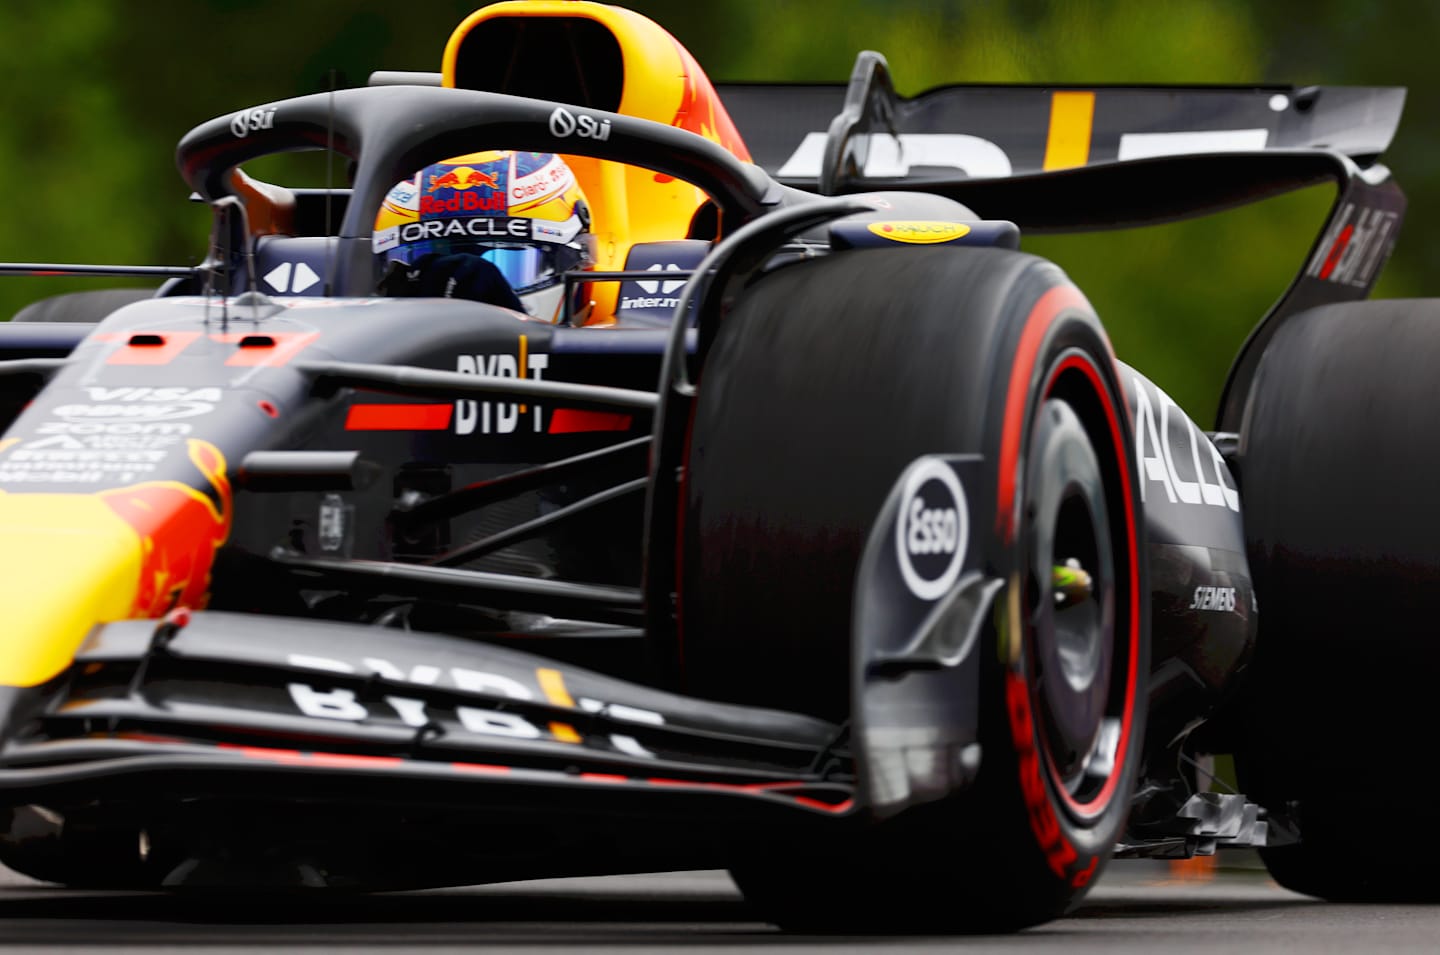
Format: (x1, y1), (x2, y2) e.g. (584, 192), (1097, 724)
(5, 858), (1440, 952)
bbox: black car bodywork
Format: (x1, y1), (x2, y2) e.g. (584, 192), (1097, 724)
(0, 2), (1417, 927)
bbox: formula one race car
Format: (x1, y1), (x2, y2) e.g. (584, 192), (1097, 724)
(0, 0), (1434, 932)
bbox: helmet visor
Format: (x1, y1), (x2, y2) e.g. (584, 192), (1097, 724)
(481, 245), (554, 294)
(381, 209), (591, 294)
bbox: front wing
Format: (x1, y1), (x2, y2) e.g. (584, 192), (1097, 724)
(0, 611), (853, 821)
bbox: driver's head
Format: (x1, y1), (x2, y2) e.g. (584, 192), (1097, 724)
(375, 150), (592, 316)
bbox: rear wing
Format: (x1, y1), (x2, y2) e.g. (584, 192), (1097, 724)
(722, 53), (1407, 431)
(716, 52), (1404, 228)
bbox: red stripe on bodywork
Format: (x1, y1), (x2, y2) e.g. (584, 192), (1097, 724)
(220, 744), (400, 769)
(643, 777), (854, 813)
(214, 743), (850, 813)
(995, 284), (1092, 541)
(221, 744), (309, 765)
(792, 796), (855, 813)
(345, 404), (453, 431)
(1318, 224), (1355, 280)
(103, 330), (202, 365)
(547, 409), (633, 434)
(450, 762), (512, 775)
(304, 752), (404, 769)
(212, 331), (321, 367)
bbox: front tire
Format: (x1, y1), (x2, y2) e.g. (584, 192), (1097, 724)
(10, 288), (153, 323)
(678, 247), (1146, 931)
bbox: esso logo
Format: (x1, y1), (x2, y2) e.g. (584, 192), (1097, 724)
(895, 459), (968, 600)
(908, 497), (959, 554)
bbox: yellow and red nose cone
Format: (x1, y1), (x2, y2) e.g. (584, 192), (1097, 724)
(0, 440), (231, 688)
(0, 494), (146, 687)
(98, 441), (232, 618)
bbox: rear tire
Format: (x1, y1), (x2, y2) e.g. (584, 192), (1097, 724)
(679, 247), (1147, 931)
(1236, 300), (1440, 900)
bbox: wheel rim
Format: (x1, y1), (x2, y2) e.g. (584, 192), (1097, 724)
(1023, 396), (1118, 813)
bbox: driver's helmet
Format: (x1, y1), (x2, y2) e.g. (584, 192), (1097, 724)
(375, 150), (592, 303)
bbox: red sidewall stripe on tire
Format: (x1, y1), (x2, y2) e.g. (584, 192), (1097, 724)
(1039, 352), (1141, 819)
(996, 284), (1092, 543)
(995, 284), (1140, 889)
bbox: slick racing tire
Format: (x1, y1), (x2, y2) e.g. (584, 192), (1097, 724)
(1236, 300), (1440, 901)
(679, 247), (1148, 932)
(10, 288), (153, 323)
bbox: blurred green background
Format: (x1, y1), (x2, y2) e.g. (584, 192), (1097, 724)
(0, 0), (1434, 423)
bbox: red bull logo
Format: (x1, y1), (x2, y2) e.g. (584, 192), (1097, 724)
(428, 166), (501, 193)
(419, 191), (506, 215)
(99, 439), (232, 617)
(464, 168), (500, 189)
(428, 171), (461, 192)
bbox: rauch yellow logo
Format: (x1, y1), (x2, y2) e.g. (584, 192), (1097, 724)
(866, 221), (972, 244)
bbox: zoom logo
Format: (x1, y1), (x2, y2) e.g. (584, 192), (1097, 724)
(549, 106), (611, 141)
(896, 459), (968, 600)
